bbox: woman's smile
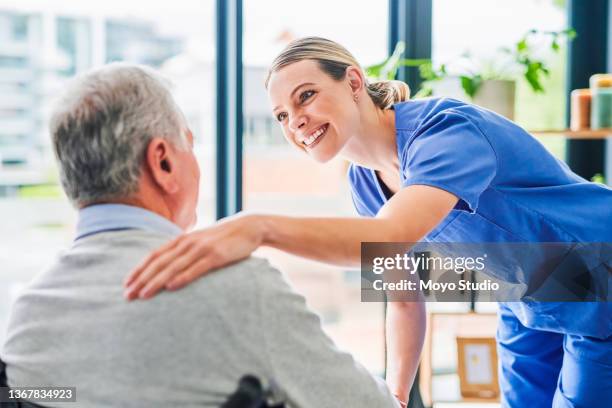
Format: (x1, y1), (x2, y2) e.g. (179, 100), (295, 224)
(300, 123), (329, 149)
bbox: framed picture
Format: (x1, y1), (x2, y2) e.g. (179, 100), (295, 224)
(419, 312), (498, 405)
(456, 337), (499, 400)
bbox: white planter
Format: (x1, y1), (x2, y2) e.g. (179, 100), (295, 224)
(430, 78), (516, 120)
(473, 79), (516, 121)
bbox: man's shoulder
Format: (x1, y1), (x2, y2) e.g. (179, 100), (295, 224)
(21, 230), (291, 322)
(26, 230), (177, 286)
(188, 256), (285, 297)
(39, 229), (284, 289)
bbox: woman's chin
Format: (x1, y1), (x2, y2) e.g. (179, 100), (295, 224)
(309, 149), (338, 164)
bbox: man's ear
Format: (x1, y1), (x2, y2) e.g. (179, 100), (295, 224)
(346, 66), (365, 96)
(145, 137), (179, 194)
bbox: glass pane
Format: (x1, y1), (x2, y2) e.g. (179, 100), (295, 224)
(432, 0), (568, 159)
(243, 0), (388, 376)
(0, 1), (216, 341)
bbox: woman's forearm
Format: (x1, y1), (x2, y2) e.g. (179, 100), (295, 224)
(258, 215), (410, 268)
(386, 300), (426, 403)
(256, 186), (457, 268)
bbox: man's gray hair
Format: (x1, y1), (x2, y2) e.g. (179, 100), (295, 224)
(50, 62), (188, 207)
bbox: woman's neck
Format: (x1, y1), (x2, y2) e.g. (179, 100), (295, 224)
(341, 99), (400, 176)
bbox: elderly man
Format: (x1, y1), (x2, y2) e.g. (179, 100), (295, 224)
(1, 64), (400, 408)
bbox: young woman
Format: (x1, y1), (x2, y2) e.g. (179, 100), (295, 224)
(124, 37), (612, 407)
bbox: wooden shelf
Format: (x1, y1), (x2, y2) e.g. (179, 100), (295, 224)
(530, 129), (612, 139)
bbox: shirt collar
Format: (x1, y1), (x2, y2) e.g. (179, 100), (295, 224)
(75, 204), (183, 241)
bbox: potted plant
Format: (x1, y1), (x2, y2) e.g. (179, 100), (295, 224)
(366, 29), (576, 120)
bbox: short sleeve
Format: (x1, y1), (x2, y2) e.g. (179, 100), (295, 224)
(350, 192), (373, 217)
(347, 164), (379, 217)
(402, 110), (497, 212)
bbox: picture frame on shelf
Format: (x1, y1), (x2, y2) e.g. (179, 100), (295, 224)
(456, 336), (500, 400)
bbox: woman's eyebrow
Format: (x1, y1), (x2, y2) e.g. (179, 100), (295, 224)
(272, 82), (315, 111)
(290, 82), (315, 98)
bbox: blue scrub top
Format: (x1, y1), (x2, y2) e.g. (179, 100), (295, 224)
(348, 97), (612, 338)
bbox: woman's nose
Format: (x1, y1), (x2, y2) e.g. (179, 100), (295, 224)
(288, 114), (307, 133)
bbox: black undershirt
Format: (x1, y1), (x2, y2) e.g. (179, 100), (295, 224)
(375, 171), (395, 200)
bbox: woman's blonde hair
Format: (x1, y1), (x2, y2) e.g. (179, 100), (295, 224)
(265, 37), (410, 110)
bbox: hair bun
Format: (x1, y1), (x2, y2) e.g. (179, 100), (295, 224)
(366, 80), (411, 109)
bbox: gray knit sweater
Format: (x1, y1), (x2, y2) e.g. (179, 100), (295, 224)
(2, 230), (398, 408)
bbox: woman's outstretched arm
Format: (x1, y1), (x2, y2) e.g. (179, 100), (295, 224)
(124, 184), (457, 298)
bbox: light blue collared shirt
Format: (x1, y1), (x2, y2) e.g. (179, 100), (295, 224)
(75, 204), (183, 241)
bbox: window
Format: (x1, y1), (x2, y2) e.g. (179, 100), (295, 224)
(11, 14), (28, 41)
(427, 1), (568, 400)
(57, 17), (92, 76)
(0, 56), (28, 69)
(242, 0), (389, 375)
(432, 0), (568, 158)
(0, 1), (216, 342)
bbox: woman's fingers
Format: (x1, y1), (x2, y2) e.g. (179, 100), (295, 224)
(128, 249), (188, 298)
(165, 257), (216, 291)
(123, 251), (158, 289)
(123, 238), (180, 287)
(123, 253), (168, 300)
(124, 238), (192, 300)
(123, 215), (263, 300)
(137, 246), (203, 299)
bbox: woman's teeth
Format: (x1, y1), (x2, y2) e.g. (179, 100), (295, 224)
(304, 125), (327, 146)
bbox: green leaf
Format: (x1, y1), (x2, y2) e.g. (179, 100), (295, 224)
(392, 41), (406, 55)
(564, 28), (577, 39)
(418, 62), (436, 81)
(382, 41), (407, 79)
(524, 63), (544, 92)
(460, 75), (483, 99)
(364, 41), (407, 80)
(551, 40), (559, 52)
(516, 39), (528, 52)
(400, 58), (431, 67)
(418, 62), (433, 80)
(18, 184), (62, 199)
(365, 60), (387, 78)
(591, 173), (606, 184)
(414, 84), (434, 98)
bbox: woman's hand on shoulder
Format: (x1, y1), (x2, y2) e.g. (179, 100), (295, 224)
(123, 213), (264, 300)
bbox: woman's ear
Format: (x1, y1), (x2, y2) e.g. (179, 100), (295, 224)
(345, 66), (365, 96)
(145, 137), (179, 194)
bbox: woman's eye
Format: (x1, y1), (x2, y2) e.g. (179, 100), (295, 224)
(276, 112), (288, 122)
(299, 90), (315, 103)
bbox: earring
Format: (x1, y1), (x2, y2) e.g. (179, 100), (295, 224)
(353, 94), (359, 102)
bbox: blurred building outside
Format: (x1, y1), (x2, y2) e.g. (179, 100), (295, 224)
(0, 5), (385, 375)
